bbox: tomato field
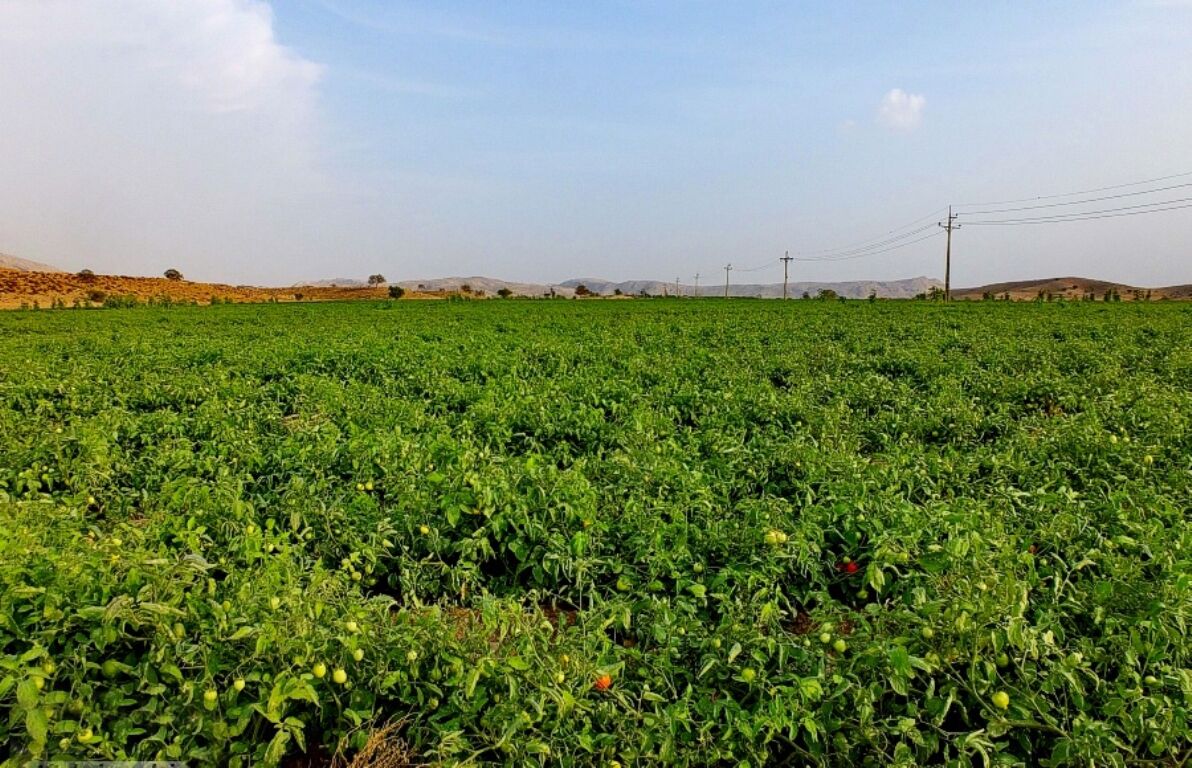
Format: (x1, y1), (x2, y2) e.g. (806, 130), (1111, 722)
(1, 299), (1189, 766)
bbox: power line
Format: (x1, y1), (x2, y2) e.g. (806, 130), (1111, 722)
(794, 207), (947, 258)
(964, 195), (1192, 225)
(794, 229), (944, 262)
(955, 169), (1192, 207)
(794, 225), (939, 261)
(956, 180), (1192, 215)
(734, 258), (780, 273)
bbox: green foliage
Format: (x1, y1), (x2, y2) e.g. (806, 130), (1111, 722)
(101, 294), (139, 309)
(0, 301), (1189, 766)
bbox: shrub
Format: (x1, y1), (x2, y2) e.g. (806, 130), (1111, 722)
(388, 285), (405, 300)
(164, 268), (183, 281)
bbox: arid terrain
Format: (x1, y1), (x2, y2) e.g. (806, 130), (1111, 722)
(0, 268), (398, 309)
(1, 263), (1189, 309)
(951, 276), (1192, 301)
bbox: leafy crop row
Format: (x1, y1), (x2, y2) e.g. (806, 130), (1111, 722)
(1, 300), (1189, 765)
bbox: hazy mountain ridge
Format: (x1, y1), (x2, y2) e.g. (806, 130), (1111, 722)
(560, 276), (943, 299)
(952, 276), (1192, 301)
(0, 253), (63, 272)
(373, 275), (944, 299)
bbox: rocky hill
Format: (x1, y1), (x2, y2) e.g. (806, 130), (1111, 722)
(953, 276), (1192, 301)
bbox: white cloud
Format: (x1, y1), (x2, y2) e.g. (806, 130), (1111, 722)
(0, 0), (330, 282)
(878, 88), (926, 130)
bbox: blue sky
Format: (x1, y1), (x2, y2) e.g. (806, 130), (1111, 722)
(2, 1), (1191, 286)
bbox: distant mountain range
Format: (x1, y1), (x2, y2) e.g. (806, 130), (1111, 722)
(3, 252), (1188, 302)
(950, 276), (1192, 301)
(338, 275), (945, 299)
(0, 253), (63, 272)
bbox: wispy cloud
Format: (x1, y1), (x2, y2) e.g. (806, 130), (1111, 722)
(0, 0), (331, 280)
(877, 88), (926, 130)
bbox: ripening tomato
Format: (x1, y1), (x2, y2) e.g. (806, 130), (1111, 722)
(419, 525), (430, 535)
(233, 678), (246, 692)
(594, 674), (612, 691)
(332, 668), (348, 685)
(312, 663), (327, 679)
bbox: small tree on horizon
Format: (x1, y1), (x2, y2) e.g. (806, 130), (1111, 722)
(164, 268), (183, 281)
(497, 288), (513, 298)
(368, 274), (387, 286)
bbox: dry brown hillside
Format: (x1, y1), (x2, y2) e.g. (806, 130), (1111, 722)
(0, 268), (401, 309)
(952, 276), (1191, 301)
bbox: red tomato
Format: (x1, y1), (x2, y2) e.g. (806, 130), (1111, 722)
(594, 674), (612, 691)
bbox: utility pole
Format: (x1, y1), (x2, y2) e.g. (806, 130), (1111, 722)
(693, 272), (700, 297)
(676, 276), (681, 297)
(723, 263), (732, 298)
(939, 206), (959, 301)
(780, 250), (794, 300)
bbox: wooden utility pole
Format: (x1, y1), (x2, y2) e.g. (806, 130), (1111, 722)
(676, 276), (681, 297)
(780, 250), (794, 299)
(723, 264), (732, 298)
(693, 272), (700, 297)
(939, 207), (959, 301)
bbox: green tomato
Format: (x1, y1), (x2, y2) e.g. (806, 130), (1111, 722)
(312, 663), (327, 679)
(819, 632), (832, 644)
(353, 648), (364, 662)
(101, 660), (120, 678)
(233, 678), (246, 692)
(833, 639), (847, 653)
(740, 668), (756, 683)
(332, 668), (348, 685)
(991, 691), (1010, 710)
